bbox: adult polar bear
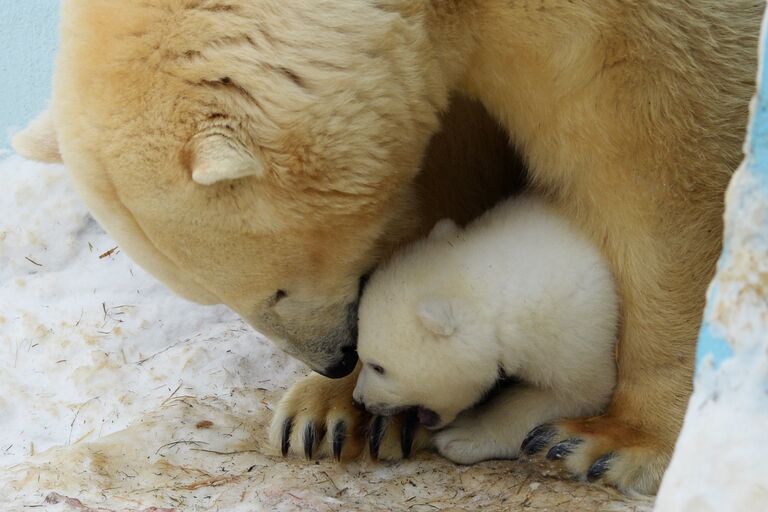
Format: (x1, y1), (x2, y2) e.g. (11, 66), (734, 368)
(14, 0), (760, 495)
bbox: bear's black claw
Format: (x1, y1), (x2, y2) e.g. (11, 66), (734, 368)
(303, 422), (317, 460)
(281, 417), (293, 457)
(400, 409), (419, 459)
(546, 438), (583, 460)
(587, 453), (616, 481)
(521, 424), (555, 455)
(369, 415), (388, 460)
(332, 421), (346, 462)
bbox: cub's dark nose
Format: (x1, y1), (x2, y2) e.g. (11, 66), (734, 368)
(321, 345), (358, 379)
(417, 407), (440, 428)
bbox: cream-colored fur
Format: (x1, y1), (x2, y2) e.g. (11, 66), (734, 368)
(16, 0), (759, 494)
(353, 196), (618, 463)
(17, 0), (520, 375)
(12, 109), (62, 164)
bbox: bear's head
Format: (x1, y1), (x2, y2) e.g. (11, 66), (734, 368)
(15, 1), (456, 377)
(353, 219), (502, 429)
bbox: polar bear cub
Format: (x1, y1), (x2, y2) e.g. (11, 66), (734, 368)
(353, 195), (619, 463)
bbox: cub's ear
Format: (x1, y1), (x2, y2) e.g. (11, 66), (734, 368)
(429, 218), (460, 240)
(11, 109), (63, 164)
(417, 298), (456, 337)
(189, 134), (265, 185)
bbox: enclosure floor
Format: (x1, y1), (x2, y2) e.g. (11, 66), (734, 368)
(2, 389), (653, 512)
(0, 157), (653, 511)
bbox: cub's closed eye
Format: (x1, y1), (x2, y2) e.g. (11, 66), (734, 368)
(274, 289), (287, 303)
(369, 363), (385, 375)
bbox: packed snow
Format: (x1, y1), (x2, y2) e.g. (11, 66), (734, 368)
(0, 155), (305, 468)
(0, 154), (653, 511)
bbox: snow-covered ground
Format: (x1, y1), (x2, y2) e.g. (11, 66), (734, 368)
(0, 154), (653, 511)
(0, 155), (305, 468)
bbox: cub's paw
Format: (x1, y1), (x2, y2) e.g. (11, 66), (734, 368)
(433, 415), (519, 464)
(269, 372), (430, 461)
(521, 416), (673, 495)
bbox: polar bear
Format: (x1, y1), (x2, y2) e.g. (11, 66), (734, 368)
(352, 196), (618, 464)
(14, 0), (761, 494)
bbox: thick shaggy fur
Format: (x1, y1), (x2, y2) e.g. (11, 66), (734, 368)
(15, 0), (760, 494)
(353, 196), (619, 464)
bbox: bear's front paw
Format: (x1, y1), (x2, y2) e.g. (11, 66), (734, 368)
(520, 415), (673, 495)
(366, 410), (432, 461)
(433, 416), (519, 464)
(269, 371), (365, 461)
(269, 371), (430, 461)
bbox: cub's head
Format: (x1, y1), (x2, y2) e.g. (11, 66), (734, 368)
(353, 220), (501, 429)
(16, 1), (450, 377)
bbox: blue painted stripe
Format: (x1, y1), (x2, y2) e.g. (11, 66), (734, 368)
(696, 273), (733, 372)
(745, 8), (768, 177)
(696, 321), (734, 370)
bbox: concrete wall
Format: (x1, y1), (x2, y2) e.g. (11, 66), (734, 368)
(0, 2), (59, 149)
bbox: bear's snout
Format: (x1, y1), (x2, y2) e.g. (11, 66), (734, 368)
(320, 344), (358, 379)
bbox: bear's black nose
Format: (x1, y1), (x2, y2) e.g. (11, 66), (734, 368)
(417, 407), (440, 428)
(321, 345), (358, 378)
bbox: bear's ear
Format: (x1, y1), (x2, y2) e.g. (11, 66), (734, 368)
(417, 298), (456, 337)
(429, 219), (460, 240)
(189, 134), (265, 185)
(11, 109), (63, 164)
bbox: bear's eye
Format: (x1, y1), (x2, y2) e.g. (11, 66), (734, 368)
(273, 290), (287, 303)
(369, 363), (385, 375)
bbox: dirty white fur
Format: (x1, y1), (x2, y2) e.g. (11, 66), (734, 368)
(354, 196), (619, 463)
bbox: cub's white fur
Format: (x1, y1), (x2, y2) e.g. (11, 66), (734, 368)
(353, 196), (619, 463)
